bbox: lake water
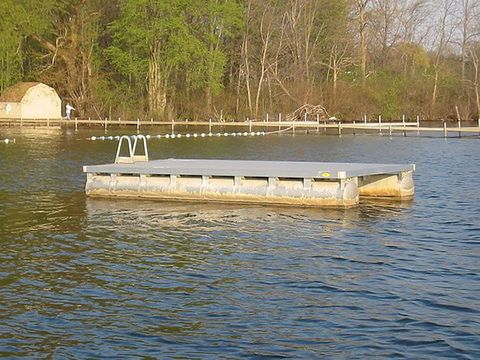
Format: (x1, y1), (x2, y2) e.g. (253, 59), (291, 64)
(0, 127), (479, 359)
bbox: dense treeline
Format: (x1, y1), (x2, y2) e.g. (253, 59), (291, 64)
(1, 0), (479, 120)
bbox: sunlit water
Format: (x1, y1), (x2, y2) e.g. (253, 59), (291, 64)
(0, 127), (479, 359)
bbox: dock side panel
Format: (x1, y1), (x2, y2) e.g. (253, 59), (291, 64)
(358, 170), (414, 199)
(85, 173), (359, 207)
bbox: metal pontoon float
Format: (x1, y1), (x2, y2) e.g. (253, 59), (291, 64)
(83, 135), (415, 208)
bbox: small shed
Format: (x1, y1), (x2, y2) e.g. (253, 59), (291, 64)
(0, 82), (62, 119)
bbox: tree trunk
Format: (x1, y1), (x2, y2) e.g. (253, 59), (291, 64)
(205, 31), (217, 113)
(205, 48), (213, 112)
(461, 0), (470, 82)
(255, 11), (270, 119)
(148, 42), (167, 118)
(333, 64), (338, 105)
(243, 0), (253, 117)
(432, 67), (439, 109)
(358, 1), (369, 82)
(471, 49), (480, 116)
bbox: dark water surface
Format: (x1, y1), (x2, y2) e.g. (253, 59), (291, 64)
(0, 128), (479, 359)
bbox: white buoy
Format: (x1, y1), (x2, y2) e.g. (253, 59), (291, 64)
(224, 133), (229, 137)
(177, 134), (182, 138)
(261, 131), (265, 135)
(114, 136), (120, 140)
(186, 134), (191, 138)
(171, 134), (176, 138)
(250, 132), (255, 136)
(193, 133), (198, 138)
(208, 133), (213, 137)
(91, 136), (96, 141)
(99, 136), (105, 140)
(166, 134), (170, 138)
(4, 139), (10, 144)
(157, 135), (162, 139)
(146, 135), (151, 139)
(243, 132), (248, 136)
(107, 136), (113, 140)
(256, 132), (261, 136)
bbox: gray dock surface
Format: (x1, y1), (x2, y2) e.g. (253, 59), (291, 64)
(83, 159), (414, 179)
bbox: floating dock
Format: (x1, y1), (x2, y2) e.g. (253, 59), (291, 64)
(83, 136), (415, 208)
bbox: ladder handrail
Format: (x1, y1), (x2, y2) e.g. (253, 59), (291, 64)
(115, 136), (134, 163)
(114, 135), (149, 164)
(132, 135), (149, 162)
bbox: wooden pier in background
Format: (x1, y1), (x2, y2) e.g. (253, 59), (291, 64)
(1, 116), (479, 138)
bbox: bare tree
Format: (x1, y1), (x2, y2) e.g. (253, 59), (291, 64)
(468, 45), (480, 115)
(354, 0), (371, 81)
(370, 0), (401, 61)
(283, 0), (324, 95)
(254, 7), (273, 118)
(431, 0), (456, 110)
(458, 0), (480, 81)
(32, 2), (101, 117)
(239, 1), (279, 118)
(239, 0), (254, 116)
(398, 0), (430, 44)
(320, 43), (355, 105)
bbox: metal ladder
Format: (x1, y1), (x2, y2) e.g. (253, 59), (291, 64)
(115, 135), (149, 164)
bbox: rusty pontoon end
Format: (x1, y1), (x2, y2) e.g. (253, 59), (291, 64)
(83, 136), (415, 208)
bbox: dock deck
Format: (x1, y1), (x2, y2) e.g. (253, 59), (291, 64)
(84, 160), (414, 208)
(84, 159), (413, 180)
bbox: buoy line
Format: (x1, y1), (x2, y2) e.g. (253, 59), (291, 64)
(85, 125), (297, 141)
(1, 138), (16, 144)
(86, 131), (272, 141)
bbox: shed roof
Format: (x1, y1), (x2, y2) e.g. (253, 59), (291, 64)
(0, 82), (42, 102)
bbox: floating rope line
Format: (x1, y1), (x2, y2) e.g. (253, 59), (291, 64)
(1, 138), (15, 144)
(85, 125), (298, 141)
(86, 131), (275, 141)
